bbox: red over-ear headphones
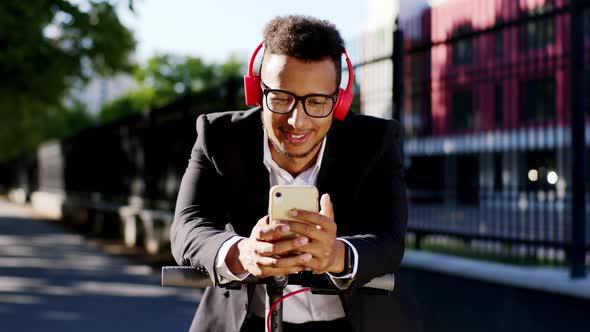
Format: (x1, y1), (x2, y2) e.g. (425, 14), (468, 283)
(243, 42), (355, 120)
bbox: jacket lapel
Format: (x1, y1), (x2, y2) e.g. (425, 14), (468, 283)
(316, 121), (359, 236)
(317, 121), (345, 201)
(242, 109), (270, 216)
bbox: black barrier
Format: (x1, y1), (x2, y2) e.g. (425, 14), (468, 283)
(394, 0), (590, 273)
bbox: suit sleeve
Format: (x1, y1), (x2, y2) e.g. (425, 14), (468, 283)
(170, 114), (237, 285)
(340, 120), (408, 287)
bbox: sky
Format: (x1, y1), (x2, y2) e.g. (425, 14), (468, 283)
(116, 0), (371, 65)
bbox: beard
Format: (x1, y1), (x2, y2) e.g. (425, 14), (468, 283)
(269, 132), (324, 159)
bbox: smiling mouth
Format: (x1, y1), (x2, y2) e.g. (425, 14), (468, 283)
(282, 131), (313, 145)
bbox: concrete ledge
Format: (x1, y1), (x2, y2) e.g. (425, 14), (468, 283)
(402, 250), (590, 300)
(31, 191), (64, 219)
(7, 189), (27, 204)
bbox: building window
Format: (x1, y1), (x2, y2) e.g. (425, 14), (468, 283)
(521, 2), (555, 51)
(493, 153), (503, 192)
(495, 18), (503, 59)
(410, 52), (423, 83)
(405, 92), (423, 137)
(495, 30), (503, 59)
(494, 84), (503, 128)
(452, 26), (473, 65)
(520, 77), (556, 123)
(451, 89), (473, 130)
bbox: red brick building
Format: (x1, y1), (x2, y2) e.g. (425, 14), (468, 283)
(400, 0), (590, 207)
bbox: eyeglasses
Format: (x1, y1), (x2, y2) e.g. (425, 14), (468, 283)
(261, 81), (338, 118)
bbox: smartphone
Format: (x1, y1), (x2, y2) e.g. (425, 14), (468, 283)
(268, 185), (319, 239)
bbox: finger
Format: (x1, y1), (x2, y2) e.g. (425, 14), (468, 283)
(275, 253), (312, 268)
(299, 257), (329, 274)
(288, 210), (335, 232)
(256, 215), (270, 227)
(248, 257), (307, 277)
(254, 236), (309, 256)
(256, 256), (279, 266)
(319, 194), (334, 219)
(293, 241), (332, 259)
(257, 252), (312, 268)
(237, 239), (260, 267)
(242, 260), (263, 276)
(254, 222), (291, 241)
(286, 221), (330, 241)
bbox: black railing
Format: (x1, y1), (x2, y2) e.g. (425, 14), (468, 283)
(398, 0), (588, 277)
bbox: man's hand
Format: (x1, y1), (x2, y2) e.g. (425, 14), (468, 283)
(284, 194), (346, 274)
(225, 215), (312, 278)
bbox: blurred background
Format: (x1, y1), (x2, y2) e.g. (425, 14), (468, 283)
(0, 0), (589, 331)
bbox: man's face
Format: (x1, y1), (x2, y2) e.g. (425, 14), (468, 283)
(260, 54), (337, 161)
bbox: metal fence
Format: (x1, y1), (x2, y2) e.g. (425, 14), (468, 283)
(393, 0), (589, 276)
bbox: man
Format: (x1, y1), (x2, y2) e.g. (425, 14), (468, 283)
(171, 15), (420, 332)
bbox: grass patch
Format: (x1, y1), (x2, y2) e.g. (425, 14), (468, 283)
(406, 234), (570, 267)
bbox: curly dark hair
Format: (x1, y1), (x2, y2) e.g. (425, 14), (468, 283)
(262, 15), (345, 86)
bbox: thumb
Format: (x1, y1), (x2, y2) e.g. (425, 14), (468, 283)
(256, 215), (270, 226)
(319, 193), (334, 219)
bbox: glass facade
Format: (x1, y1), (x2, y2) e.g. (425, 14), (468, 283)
(452, 26), (473, 65)
(521, 1), (555, 51)
(520, 77), (556, 123)
(451, 89), (474, 130)
(494, 84), (503, 128)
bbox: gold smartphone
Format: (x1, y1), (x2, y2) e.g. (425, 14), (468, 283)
(268, 185), (319, 239)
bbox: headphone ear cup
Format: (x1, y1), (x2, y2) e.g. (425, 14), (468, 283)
(333, 88), (353, 120)
(244, 74), (261, 106)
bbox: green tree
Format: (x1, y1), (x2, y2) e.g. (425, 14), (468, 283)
(50, 100), (95, 138)
(99, 54), (245, 123)
(216, 54), (244, 83)
(136, 54), (216, 102)
(99, 87), (153, 123)
(0, 1), (135, 160)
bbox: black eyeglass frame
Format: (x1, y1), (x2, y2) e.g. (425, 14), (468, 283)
(261, 81), (339, 118)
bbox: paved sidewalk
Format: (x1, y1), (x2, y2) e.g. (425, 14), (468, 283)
(0, 199), (200, 332)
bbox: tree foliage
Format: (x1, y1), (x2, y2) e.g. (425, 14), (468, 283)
(98, 54), (245, 123)
(0, 1), (135, 160)
(99, 86), (153, 123)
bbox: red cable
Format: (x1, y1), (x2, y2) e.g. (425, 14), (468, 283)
(266, 287), (312, 332)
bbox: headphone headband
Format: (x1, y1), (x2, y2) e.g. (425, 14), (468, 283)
(247, 42), (264, 78)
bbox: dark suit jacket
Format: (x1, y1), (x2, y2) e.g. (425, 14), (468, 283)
(171, 107), (420, 332)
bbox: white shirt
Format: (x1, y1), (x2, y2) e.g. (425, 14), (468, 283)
(214, 131), (359, 323)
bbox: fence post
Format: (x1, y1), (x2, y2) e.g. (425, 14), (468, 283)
(569, 0), (587, 279)
(393, 18), (405, 161)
